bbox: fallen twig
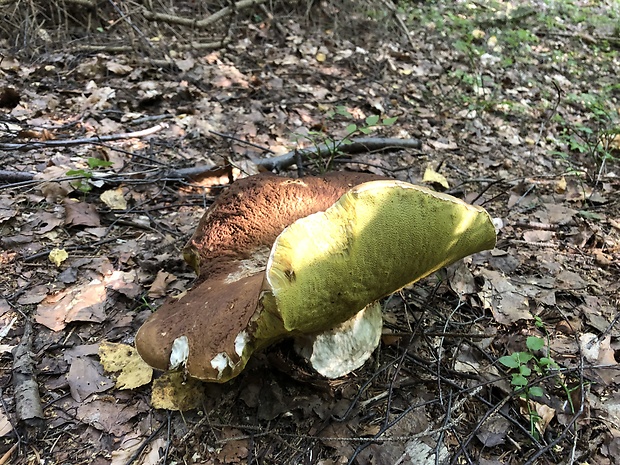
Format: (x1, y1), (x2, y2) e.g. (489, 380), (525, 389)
(0, 444), (18, 465)
(0, 170), (34, 182)
(382, 0), (417, 50)
(142, 0), (268, 29)
(536, 30), (620, 46)
(12, 321), (44, 433)
(0, 136), (422, 185)
(255, 137), (422, 172)
(0, 123), (168, 151)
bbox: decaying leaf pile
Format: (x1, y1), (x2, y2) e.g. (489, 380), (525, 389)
(1, 0), (620, 464)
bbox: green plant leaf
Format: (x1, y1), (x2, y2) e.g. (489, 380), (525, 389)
(382, 116), (398, 126)
(70, 180), (92, 193)
(359, 127), (372, 135)
(87, 158), (114, 169)
(534, 316), (544, 328)
(345, 124), (357, 135)
(511, 374), (528, 386)
(499, 355), (519, 368)
(526, 336), (545, 351)
(365, 115), (380, 126)
(516, 352), (533, 364)
(539, 357), (558, 368)
(519, 365), (532, 377)
(578, 210), (605, 220)
(336, 106), (353, 118)
(528, 386), (544, 397)
(66, 169), (92, 178)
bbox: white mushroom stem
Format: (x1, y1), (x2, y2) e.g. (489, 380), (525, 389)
(294, 302), (383, 378)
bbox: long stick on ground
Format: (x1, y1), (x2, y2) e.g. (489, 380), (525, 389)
(0, 137), (422, 185)
(252, 137), (422, 172)
(0, 123), (168, 151)
(12, 321), (44, 432)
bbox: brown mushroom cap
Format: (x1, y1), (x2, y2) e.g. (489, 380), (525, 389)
(136, 172), (385, 381)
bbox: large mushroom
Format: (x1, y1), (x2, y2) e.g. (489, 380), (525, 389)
(136, 172), (496, 382)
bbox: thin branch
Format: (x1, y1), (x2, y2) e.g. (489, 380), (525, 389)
(12, 321), (44, 430)
(256, 137), (422, 172)
(0, 123), (168, 151)
(142, 0), (268, 29)
(0, 137), (422, 185)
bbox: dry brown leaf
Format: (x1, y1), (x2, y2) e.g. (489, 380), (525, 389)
(76, 398), (143, 436)
(580, 333), (617, 366)
(100, 188), (127, 210)
(105, 270), (142, 299)
(148, 270), (177, 298)
(428, 139), (459, 150)
(64, 200), (101, 227)
(67, 356), (115, 402)
(0, 412), (12, 437)
(106, 61), (133, 75)
(479, 269), (533, 325)
(35, 280), (108, 331)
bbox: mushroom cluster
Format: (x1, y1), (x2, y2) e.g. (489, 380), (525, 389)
(136, 172), (496, 382)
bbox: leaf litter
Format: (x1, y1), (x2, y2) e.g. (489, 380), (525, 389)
(1, 0), (620, 464)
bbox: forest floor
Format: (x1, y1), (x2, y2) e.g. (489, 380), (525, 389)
(1, 0), (620, 464)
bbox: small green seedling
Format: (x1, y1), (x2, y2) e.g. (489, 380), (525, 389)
(499, 318), (560, 438)
(499, 336), (553, 397)
(66, 157), (114, 192)
(294, 107), (397, 172)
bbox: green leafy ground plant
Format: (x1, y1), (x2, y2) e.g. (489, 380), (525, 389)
(294, 107), (397, 172)
(498, 317), (560, 438)
(66, 157), (114, 192)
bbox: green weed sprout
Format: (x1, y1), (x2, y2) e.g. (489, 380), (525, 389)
(294, 106), (397, 172)
(66, 157), (114, 192)
(498, 320), (560, 437)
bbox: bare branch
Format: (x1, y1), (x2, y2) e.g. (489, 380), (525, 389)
(142, 0), (268, 29)
(254, 137), (423, 172)
(0, 123), (168, 151)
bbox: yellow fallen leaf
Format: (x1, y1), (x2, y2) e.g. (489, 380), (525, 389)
(151, 372), (204, 411)
(555, 176), (567, 193)
(49, 248), (68, 266)
(423, 165), (450, 189)
(99, 342), (153, 389)
(100, 188), (127, 210)
(316, 52), (326, 62)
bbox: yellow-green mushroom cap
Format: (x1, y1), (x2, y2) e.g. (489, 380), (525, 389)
(254, 180), (496, 341)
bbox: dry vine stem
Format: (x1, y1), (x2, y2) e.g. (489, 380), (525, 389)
(142, 0), (268, 28)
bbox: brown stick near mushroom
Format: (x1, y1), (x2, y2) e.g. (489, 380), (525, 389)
(135, 172), (497, 382)
(0, 136), (421, 185)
